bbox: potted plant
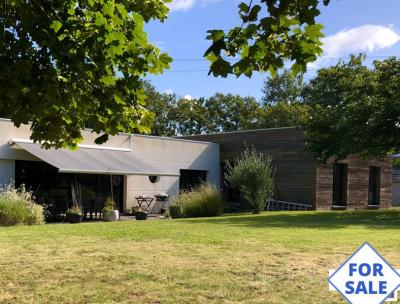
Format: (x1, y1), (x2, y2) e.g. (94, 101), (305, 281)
(66, 206), (83, 223)
(102, 198), (119, 222)
(135, 207), (148, 220)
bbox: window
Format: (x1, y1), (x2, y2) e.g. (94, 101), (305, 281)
(333, 163), (348, 207)
(15, 160), (125, 215)
(368, 167), (381, 206)
(179, 170), (207, 191)
(149, 176), (160, 184)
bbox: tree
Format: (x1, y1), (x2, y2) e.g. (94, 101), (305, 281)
(204, 93), (261, 133)
(205, 0), (330, 78)
(144, 91), (262, 136)
(262, 69), (304, 105)
(171, 97), (209, 136)
(143, 81), (177, 136)
(259, 69), (307, 129)
(260, 102), (309, 129)
(302, 54), (400, 162)
(0, 0), (172, 148)
(225, 149), (275, 214)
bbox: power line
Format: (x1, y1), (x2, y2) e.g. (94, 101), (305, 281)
(173, 55), (398, 62)
(164, 55), (400, 73)
(165, 69), (209, 73)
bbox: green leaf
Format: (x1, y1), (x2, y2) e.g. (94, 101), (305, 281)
(204, 39), (226, 57)
(95, 134), (109, 145)
(100, 75), (116, 86)
(209, 58), (232, 78)
(206, 30), (225, 42)
(102, 2), (114, 17)
(114, 94), (125, 105)
(50, 21), (63, 33)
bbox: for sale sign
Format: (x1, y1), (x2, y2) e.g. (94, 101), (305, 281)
(328, 242), (400, 304)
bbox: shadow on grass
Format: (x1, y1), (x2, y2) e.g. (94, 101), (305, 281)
(180, 209), (400, 230)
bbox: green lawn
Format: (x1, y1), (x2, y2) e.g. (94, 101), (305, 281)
(0, 210), (399, 304)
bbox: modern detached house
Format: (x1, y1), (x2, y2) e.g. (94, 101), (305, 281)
(0, 119), (393, 214)
(181, 128), (393, 210)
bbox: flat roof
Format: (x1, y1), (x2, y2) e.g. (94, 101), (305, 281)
(0, 117), (217, 146)
(176, 126), (300, 138)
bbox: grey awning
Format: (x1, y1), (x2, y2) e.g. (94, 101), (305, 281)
(11, 141), (178, 176)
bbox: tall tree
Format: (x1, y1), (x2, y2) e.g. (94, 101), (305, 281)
(262, 69), (304, 105)
(171, 97), (209, 136)
(302, 54), (400, 162)
(260, 102), (309, 129)
(205, 0), (330, 78)
(205, 93), (261, 133)
(143, 81), (176, 137)
(0, 0), (171, 148)
(142, 90), (262, 136)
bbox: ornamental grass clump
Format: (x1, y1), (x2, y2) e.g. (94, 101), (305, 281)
(168, 184), (223, 219)
(225, 148), (275, 214)
(0, 185), (45, 227)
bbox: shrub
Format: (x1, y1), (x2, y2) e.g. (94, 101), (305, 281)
(0, 185), (45, 227)
(168, 184), (223, 219)
(225, 148), (275, 214)
(102, 197), (116, 213)
(66, 206), (82, 215)
(167, 204), (182, 219)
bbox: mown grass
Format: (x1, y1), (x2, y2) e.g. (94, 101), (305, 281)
(0, 209), (399, 303)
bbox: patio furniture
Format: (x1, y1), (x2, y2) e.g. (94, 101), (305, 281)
(83, 197), (104, 220)
(154, 193), (170, 214)
(135, 196), (155, 213)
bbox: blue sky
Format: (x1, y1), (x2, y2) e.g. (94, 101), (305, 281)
(146, 0), (400, 101)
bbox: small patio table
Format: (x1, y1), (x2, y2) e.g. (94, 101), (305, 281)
(135, 196), (155, 213)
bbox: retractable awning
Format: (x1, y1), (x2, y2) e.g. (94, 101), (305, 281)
(10, 140), (179, 176)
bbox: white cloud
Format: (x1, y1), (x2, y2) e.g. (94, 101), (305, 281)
(322, 24), (400, 57)
(308, 24), (400, 69)
(163, 89), (174, 95)
(154, 41), (166, 51)
(168, 0), (220, 11)
(168, 0), (195, 11)
(183, 94), (195, 100)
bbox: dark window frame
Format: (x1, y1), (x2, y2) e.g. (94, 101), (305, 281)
(368, 166), (381, 206)
(332, 163), (348, 207)
(179, 169), (207, 191)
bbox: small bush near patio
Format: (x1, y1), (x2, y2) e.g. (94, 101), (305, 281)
(168, 183), (223, 218)
(225, 148), (275, 214)
(0, 185), (45, 227)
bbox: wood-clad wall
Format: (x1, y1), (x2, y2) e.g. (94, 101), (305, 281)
(181, 128), (393, 210)
(316, 157), (393, 210)
(181, 128), (318, 207)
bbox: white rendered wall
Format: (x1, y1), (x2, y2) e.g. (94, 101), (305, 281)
(125, 135), (220, 212)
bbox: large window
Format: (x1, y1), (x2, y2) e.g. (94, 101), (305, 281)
(332, 163), (348, 207)
(179, 169), (207, 191)
(368, 166), (381, 206)
(15, 160), (124, 218)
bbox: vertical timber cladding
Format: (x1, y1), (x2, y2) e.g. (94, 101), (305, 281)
(181, 128), (318, 208)
(316, 156), (393, 210)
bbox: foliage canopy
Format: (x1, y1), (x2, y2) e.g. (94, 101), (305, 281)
(302, 54), (400, 162)
(0, 0), (172, 148)
(205, 0), (330, 78)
